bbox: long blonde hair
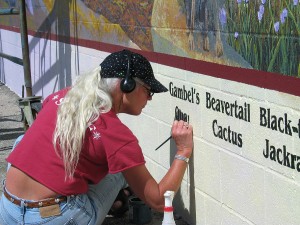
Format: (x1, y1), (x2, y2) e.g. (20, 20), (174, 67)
(53, 67), (119, 179)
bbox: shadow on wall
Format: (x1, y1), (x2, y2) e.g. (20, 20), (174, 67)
(0, 0), (77, 94)
(28, 0), (79, 96)
(170, 139), (196, 225)
(0, 31), (6, 83)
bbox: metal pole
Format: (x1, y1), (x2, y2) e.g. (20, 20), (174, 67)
(0, 8), (19, 15)
(0, 52), (23, 65)
(19, 0), (32, 97)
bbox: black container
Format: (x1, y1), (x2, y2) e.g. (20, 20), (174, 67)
(128, 197), (152, 224)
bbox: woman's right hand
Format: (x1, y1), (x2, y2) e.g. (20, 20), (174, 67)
(171, 120), (194, 158)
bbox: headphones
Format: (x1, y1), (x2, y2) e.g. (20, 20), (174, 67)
(120, 52), (136, 93)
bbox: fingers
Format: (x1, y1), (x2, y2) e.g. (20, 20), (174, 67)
(172, 120), (193, 132)
(183, 122), (188, 128)
(171, 120), (194, 157)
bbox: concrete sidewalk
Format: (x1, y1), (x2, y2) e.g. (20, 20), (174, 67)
(0, 82), (24, 196)
(0, 82), (189, 225)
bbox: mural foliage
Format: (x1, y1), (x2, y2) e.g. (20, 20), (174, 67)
(226, 0), (300, 77)
(0, 0), (299, 77)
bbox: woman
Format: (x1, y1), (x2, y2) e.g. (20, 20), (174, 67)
(0, 49), (193, 224)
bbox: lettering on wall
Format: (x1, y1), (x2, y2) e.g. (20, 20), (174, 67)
(175, 106), (190, 123)
(169, 82), (196, 124)
(205, 92), (250, 148)
(212, 119), (243, 147)
(169, 82), (200, 105)
(263, 139), (300, 172)
(168, 83), (299, 172)
(260, 107), (300, 138)
(260, 107), (300, 170)
(206, 92), (250, 122)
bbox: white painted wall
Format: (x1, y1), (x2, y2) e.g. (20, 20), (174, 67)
(1, 29), (300, 225)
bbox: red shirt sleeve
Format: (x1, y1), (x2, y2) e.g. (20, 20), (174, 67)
(107, 140), (145, 173)
(90, 111), (146, 174)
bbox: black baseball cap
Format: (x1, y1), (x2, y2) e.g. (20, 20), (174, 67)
(100, 49), (168, 93)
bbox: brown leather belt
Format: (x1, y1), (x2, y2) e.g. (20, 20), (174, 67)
(3, 188), (67, 208)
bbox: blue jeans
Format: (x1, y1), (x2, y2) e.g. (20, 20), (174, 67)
(0, 136), (128, 225)
(0, 173), (127, 225)
(6, 135), (24, 172)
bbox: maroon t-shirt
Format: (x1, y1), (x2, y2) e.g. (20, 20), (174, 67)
(7, 89), (145, 195)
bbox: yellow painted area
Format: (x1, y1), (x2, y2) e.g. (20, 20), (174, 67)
(69, 1), (101, 38)
(43, 0), (54, 12)
(152, 0), (186, 29)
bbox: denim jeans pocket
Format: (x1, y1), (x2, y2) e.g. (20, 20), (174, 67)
(59, 195), (94, 224)
(0, 194), (94, 225)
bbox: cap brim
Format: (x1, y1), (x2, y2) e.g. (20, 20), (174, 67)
(143, 79), (168, 93)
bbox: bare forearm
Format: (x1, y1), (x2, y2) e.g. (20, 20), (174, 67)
(124, 120), (193, 212)
(159, 153), (189, 194)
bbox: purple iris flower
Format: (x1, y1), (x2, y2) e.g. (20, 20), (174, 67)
(234, 32), (239, 39)
(219, 8), (227, 27)
(293, 0), (298, 5)
(258, 5), (264, 22)
(274, 21), (280, 33)
(261, 0), (266, 4)
(282, 8), (288, 17)
(259, 5), (265, 14)
(280, 8), (288, 24)
(258, 12), (263, 22)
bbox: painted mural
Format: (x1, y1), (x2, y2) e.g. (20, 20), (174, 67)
(0, 0), (299, 77)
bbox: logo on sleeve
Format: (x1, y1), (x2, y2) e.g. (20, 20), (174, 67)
(52, 95), (65, 106)
(89, 125), (101, 140)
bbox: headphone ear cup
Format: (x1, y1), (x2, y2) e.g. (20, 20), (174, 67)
(120, 77), (136, 93)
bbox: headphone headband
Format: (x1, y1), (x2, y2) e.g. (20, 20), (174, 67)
(120, 52), (136, 93)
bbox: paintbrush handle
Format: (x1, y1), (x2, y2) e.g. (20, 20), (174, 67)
(155, 136), (172, 150)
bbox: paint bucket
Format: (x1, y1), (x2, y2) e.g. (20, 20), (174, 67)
(129, 197), (152, 224)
